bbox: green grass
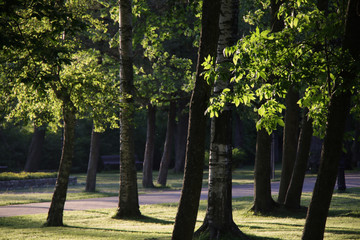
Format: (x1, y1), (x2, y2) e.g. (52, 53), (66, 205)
(0, 172), (57, 181)
(0, 188), (359, 240)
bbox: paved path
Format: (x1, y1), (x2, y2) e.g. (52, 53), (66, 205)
(0, 173), (359, 218)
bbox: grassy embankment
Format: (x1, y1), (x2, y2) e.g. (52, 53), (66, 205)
(0, 188), (359, 240)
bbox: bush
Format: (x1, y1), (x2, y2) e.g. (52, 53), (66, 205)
(0, 172), (57, 181)
(232, 147), (245, 169)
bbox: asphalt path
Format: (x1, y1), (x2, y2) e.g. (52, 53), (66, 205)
(0, 173), (359, 218)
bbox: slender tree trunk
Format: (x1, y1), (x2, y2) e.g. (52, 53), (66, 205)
(174, 108), (188, 173)
(46, 102), (76, 226)
(302, 1), (359, 238)
(85, 125), (101, 192)
(253, 127), (276, 213)
(24, 125), (46, 172)
(278, 86), (300, 203)
(172, 0), (221, 239)
(158, 101), (176, 186)
(115, 0), (141, 218)
(233, 110), (243, 148)
(351, 122), (360, 168)
(285, 109), (313, 209)
(142, 104), (156, 188)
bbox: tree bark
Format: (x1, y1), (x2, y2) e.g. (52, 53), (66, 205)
(278, 86), (300, 204)
(302, 1), (359, 238)
(115, 0), (141, 218)
(46, 102), (76, 226)
(284, 109), (313, 209)
(195, 0), (247, 239)
(158, 101), (176, 186)
(351, 122), (360, 168)
(253, 127), (276, 213)
(142, 104), (156, 188)
(24, 125), (46, 172)
(171, 0), (221, 239)
(174, 107), (188, 173)
(85, 125), (101, 192)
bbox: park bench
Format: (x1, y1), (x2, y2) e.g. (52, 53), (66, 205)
(101, 155), (142, 171)
(0, 166), (8, 173)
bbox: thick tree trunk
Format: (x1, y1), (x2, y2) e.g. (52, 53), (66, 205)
(115, 0), (141, 218)
(278, 86), (300, 204)
(195, 0), (247, 239)
(253, 128), (276, 213)
(284, 109), (313, 209)
(302, 90), (351, 240)
(142, 104), (156, 188)
(46, 103), (76, 226)
(85, 125), (101, 192)
(158, 101), (176, 186)
(302, 1), (359, 238)
(174, 108), (188, 173)
(171, 0), (221, 239)
(24, 125), (46, 172)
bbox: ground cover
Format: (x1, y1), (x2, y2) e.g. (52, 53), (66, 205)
(0, 166), (274, 206)
(0, 188), (359, 240)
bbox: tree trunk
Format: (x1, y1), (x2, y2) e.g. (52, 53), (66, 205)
(85, 125), (101, 192)
(46, 102), (76, 226)
(253, 127), (276, 213)
(351, 122), (360, 168)
(174, 108), (188, 173)
(115, 0), (141, 218)
(278, 86), (300, 204)
(171, 0), (221, 239)
(195, 0), (247, 239)
(158, 101), (176, 186)
(233, 110), (243, 148)
(24, 125), (46, 172)
(142, 104), (156, 188)
(302, 1), (359, 238)
(284, 109), (313, 209)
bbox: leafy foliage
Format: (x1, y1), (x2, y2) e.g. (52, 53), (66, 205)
(203, 0), (359, 135)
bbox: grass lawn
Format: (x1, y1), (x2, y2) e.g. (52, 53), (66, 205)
(0, 166), (274, 206)
(0, 188), (359, 240)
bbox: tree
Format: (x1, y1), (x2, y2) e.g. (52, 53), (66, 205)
(24, 125), (46, 172)
(302, 0), (360, 238)
(46, 93), (76, 226)
(174, 101), (189, 173)
(157, 101), (176, 186)
(1, 0), (119, 225)
(194, 0), (248, 239)
(284, 109), (313, 209)
(172, 0), (221, 239)
(85, 125), (101, 192)
(142, 104), (156, 188)
(114, 0), (141, 218)
(278, 85), (300, 204)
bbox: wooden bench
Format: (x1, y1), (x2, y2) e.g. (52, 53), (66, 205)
(101, 155), (142, 171)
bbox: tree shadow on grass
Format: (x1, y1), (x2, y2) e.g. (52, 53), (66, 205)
(247, 205), (308, 220)
(246, 234), (281, 240)
(325, 227), (360, 236)
(112, 214), (174, 225)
